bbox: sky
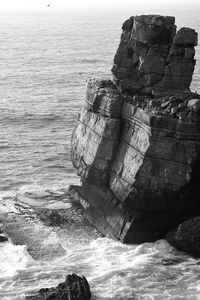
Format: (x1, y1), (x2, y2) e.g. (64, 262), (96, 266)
(0, 0), (198, 10)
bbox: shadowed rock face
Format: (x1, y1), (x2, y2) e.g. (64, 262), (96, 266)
(112, 15), (197, 96)
(70, 15), (200, 243)
(25, 273), (91, 300)
(166, 217), (200, 256)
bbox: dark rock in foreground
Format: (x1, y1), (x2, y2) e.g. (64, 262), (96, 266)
(0, 225), (8, 242)
(69, 14), (200, 245)
(26, 273), (91, 300)
(0, 235), (8, 242)
(166, 217), (200, 256)
(0, 191), (99, 261)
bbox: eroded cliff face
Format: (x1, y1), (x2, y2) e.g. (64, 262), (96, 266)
(112, 15), (197, 96)
(69, 15), (200, 243)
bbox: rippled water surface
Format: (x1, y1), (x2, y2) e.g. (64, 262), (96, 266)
(1, 5), (200, 300)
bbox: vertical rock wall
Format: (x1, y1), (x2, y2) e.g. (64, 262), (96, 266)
(112, 15), (197, 95)
(69, 15), (200, 243)
(71, 80), (122, 187)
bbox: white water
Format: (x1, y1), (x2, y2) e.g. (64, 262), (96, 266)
(1, 234), (200, 299)
(1, 4), (200, 299)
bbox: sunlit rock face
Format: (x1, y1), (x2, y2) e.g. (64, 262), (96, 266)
(71, 80), (122, 187)
(70, 15), (200, 243)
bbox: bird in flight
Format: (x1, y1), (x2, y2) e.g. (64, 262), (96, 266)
(47, 3), (51, 7)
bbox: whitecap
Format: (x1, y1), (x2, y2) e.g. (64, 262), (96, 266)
(0, 242), (33, 279)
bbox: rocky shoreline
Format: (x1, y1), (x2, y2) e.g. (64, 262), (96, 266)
(0, 189), (98, 299)
(69, 14), (200, 255)
(0, 190), (99, 261)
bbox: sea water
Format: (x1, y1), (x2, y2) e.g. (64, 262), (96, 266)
(1, 4), (200, 299)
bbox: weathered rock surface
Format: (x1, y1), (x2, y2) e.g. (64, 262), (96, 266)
(112, 15), (197, 96)
(166, 217), (200, 256)
(71, 79), (122, 187)
(25, 273), (91, 300)
(85, 79), (123, 118)
(70, 15), (200, 244)
(69, 184), (132, 241)
(71, 108), (120, 187)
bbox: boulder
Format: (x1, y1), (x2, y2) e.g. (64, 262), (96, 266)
(25, 273), (91, 300)
(166, 217), (200, 256)
(0, 235), (8, 242)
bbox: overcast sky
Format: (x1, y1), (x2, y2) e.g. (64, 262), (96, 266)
(0, 0), (198, 10)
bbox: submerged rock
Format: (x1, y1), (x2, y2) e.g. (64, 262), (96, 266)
(0, 235), (8, 242)
(25, 273), (91, 300)
(69, 15), (200, 244)
(166, 217), (200, 256)
(0, 192), (99, 260)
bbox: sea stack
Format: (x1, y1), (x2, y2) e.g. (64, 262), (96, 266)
(69, 15), (200, 243)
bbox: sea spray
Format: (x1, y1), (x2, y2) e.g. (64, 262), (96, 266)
(0, 243), (33, 279)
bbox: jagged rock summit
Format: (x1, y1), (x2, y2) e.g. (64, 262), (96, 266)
(112, 15), (197, 96)
(69, 15), (200, 244)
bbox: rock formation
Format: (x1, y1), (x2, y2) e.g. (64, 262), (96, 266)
(0, 190), (99, 260)
(166, 217), (200, 256)
(112, 15), (197, 96)
(0, 235), (8, 242)
(0, 225), (8, 242)
(25, 273), (91, 300)
(69, 15), (200, 243)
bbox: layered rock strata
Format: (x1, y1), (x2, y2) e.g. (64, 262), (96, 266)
(70, 15), (200, 243)
(71, 80), (122, 187)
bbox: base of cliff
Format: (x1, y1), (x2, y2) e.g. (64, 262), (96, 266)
(69, 184), (182, 244)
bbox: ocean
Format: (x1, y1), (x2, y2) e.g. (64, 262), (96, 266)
(1, 4), (200, 299)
